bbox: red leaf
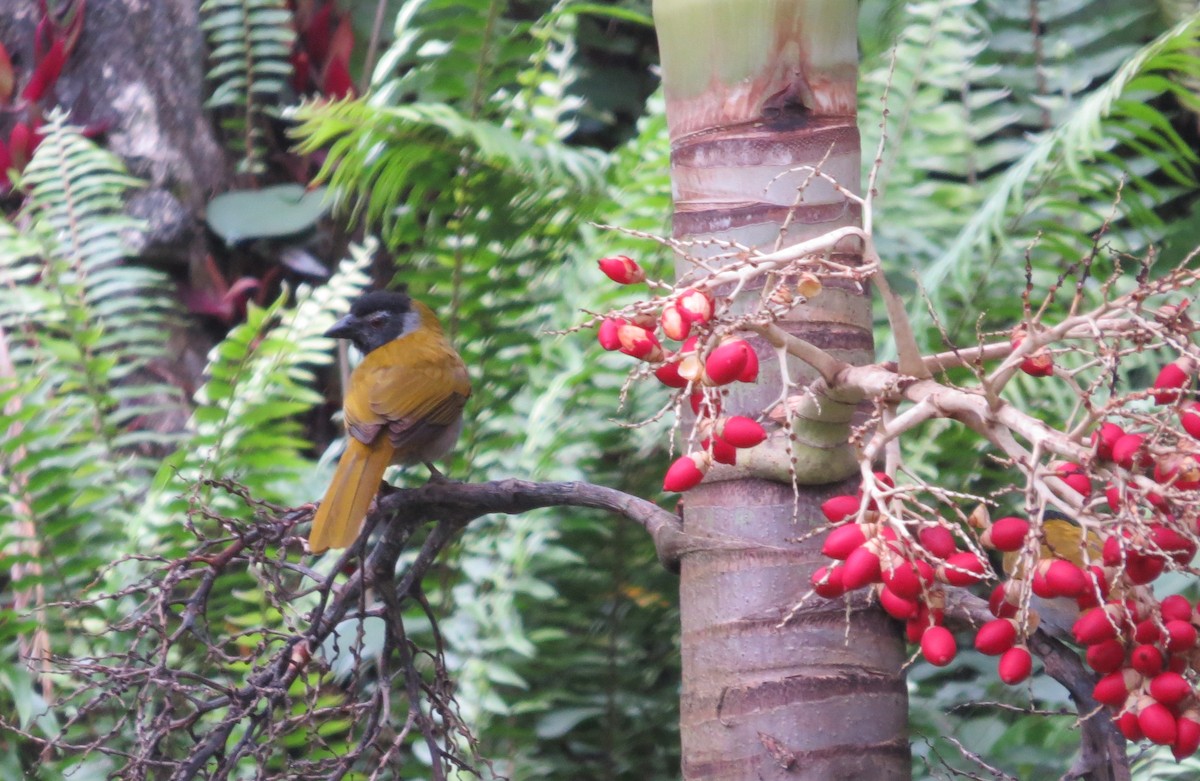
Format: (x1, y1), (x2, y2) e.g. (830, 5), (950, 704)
(327, 14), (354, 71)
(9, 123), (33, 171)
(0, 139), (11, 190)
(305, 3), (334, 63)
(23, 37), (66, 103)
(321, 55), (353, 99)
(291, 49), (312, 94)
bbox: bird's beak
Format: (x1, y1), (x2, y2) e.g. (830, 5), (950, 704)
(325, 314), (357, 340)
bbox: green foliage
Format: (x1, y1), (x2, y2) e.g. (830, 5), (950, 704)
(0, 111), (373, 776)
(200, 0), (296, 173)
(0, 112), (176, 567)
(865, 1), (1200, 355)
(205, 184), (332, 244)
(861, 3), (1200, 776)
(0, 115), (179, 761)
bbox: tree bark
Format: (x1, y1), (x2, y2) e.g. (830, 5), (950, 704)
(1, 0), (228, 264)
(653, 2), (911, 778)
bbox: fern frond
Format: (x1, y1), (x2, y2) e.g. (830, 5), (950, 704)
(200, 0), (296, 173)
(0, 115), (182, 669)
(292, 97), (606, 249)
(917, 11), (1200, 318)
(864, 2), (1200, 353)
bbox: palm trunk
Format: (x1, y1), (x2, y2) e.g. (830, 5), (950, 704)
(653, 2), (911, 778)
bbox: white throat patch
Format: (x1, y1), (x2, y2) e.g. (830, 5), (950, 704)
(400, 309), (421, 337)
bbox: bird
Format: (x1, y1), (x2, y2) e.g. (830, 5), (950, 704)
(1000, 510), (1100, 575)
(309, 289), (470, 553)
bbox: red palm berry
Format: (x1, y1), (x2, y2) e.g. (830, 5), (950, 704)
(654, 360), (688, 388)
(1078, 565), (1108, 608)
(656, 360), (691, 390)
(1151, 525), (1197, 564)
(597, 318), (624, 350)
(663, 453), (709, 492)
(675, 288), (714, 324)
(842, 545), (882, 590)
(1111, 433), (1147, 469)
(1174, 713), (1200, 760)
(1150, 672), (1192, 707)
(738, 345), (759, 383)
(1166, 620), (1197, 653)
(704, 340), (751, 385)
(1085, 639), (1126, 674)
(1153, 361), (1190, 404)
(719, 416), (767, 448)
(811, 564), (845, 598)
(1036, 559), (1087, 598)
(1131, 644), (1164, 677)
(1051, 461), (1091, 495)
(983, 516), (1029, 552)
(920, 626), (957, 666)
(1126, 553), (1167, 585)
(998, 645), (1033, 685)
(689, 390), (720, 417)
(820, 494), (860, 524)
(702, 436), (737, 466)
(940, 551), (986, 586)
(822, 524), (869, 560)
(878, 586), (919, 620)
(660, 303), (690, 341)
(988, 582), (1019, 619)
(1134, 619), (1164, 645)
(597, 255), (644, 284)
(974, 618), (1017, 656)
(1162, 594), (1193, 622)
(1180, 402), (1200, 439)
(882, 561), (925, 600)
(919, 526), (957, 559)
(1093, 422), (1125, 461)
(1093, 670), (1136, 707)
(1104, 484), (1121, 512)
(1020, 350), (1054, 377)
(1073, 606), (1119, 645)
(616, 323), (663, 361)
(1140, 702), (1178, 746)
(1119, 711), (1144, 742)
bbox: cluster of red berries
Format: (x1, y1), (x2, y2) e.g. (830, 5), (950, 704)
(1054, 360), (1200, 757)
(813, 475), (998, 674)
(810, 356), (1200, 758)
(594, 255), (767, 490)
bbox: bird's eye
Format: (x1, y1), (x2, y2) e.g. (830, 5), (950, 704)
(367, 313), (387, 328)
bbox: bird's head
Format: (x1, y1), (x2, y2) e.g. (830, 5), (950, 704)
(325, 290), (420, 354)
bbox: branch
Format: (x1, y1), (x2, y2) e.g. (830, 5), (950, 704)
(375, 478), (688, 571)
(749, 322), (848, 385)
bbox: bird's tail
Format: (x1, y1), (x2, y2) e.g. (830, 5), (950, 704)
(309, 438), (394, 553)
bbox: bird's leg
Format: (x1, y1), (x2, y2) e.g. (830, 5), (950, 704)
(424, 461), (454, 483)
(375, 476), (399, 500)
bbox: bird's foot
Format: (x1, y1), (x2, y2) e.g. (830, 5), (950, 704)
(424, 462), (459, 484)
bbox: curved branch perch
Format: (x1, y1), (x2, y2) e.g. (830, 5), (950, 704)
(374, 478), (687, 570)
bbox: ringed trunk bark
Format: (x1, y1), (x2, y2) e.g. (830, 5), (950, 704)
(653, 2), (911, 778)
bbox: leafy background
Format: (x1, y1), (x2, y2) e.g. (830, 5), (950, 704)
(1, 0), (1199, 778)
